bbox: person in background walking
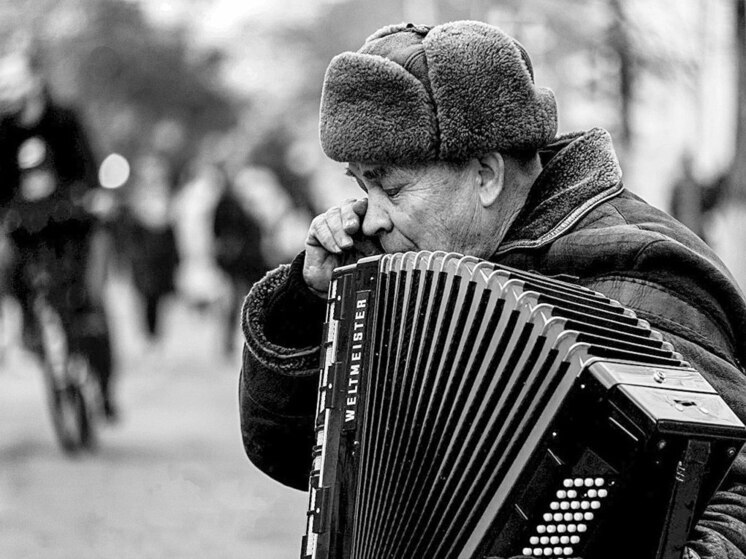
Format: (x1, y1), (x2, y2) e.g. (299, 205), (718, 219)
(669, 151), (724, 244)
(213, 166), (268, 356)
(119, 153), (180, 342)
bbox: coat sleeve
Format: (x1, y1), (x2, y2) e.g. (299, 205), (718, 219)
(583, 273), (746, 559)
(238, 255), (326, 490)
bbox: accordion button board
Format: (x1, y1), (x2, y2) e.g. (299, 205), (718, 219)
(300, 251), (746, 559)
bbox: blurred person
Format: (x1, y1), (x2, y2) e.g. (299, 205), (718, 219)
(119, 154), (180, 342)
(702, 166), (731, 223)
(0, 48), (118, 419)
(212, 167), (268, 356)
(0, 229), (16, 362)
(239, 21), (746, 558)
(669, 151), (722, 243)
(250, 126), (316, 215)
(232, 165), (310, 267)
(172, 159), (230, 312)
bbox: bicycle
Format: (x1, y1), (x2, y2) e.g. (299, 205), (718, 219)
(0, 71), (115, 451)
(3, 199), (110, 454)
(26, 258), (100, 453)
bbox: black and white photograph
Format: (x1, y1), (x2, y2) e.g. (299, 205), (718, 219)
(2, 1), (746, 558)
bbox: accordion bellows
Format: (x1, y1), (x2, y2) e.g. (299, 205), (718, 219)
(301, 251), (746, 559)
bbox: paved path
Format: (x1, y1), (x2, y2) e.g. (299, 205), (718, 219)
(0, 278), (307, 559)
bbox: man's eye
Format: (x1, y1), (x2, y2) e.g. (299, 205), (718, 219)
(383, 186), (403, 198)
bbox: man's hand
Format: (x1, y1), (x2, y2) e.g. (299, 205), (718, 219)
(304, 198), (381, 298)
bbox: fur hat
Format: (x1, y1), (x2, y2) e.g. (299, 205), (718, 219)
(319, 20), (558, 164)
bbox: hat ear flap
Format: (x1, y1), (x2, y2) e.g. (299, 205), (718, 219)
(423, 21), (558, 160)
(319, 52), (438, 164)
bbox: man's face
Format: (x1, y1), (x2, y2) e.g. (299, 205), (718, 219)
(346, 160), (484, 255)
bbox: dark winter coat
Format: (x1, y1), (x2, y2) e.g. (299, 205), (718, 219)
(213, 191), (267, 285)
(239, 128), (746, 558)
(0, 100), (99, 234)
(121, 212), (179, 299)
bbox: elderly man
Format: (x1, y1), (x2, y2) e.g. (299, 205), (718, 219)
(239, 21), (746, 558)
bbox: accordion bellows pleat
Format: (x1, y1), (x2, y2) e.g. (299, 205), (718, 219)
(301, 251), (746, 559)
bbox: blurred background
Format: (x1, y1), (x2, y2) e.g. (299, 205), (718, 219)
(1, 0), (746, 557)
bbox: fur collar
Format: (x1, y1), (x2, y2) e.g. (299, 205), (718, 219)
(496, 128), (624, 255)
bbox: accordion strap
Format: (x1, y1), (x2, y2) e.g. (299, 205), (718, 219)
(656, 439), (711, 559)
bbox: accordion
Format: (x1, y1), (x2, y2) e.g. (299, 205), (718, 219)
(301, 251), (746, 559)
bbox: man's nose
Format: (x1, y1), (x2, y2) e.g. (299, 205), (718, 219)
(361, 192), (392, 238)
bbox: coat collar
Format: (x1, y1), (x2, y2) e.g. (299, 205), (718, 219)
(495, 128), (624, 256)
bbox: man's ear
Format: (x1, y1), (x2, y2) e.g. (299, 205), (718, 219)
(476, 151), (504, 208)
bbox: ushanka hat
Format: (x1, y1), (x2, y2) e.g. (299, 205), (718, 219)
(319, 20), (558, 164)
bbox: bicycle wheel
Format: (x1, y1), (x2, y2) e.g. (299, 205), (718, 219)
(36, 298), (99, 453)
(45, 355), (99, 453)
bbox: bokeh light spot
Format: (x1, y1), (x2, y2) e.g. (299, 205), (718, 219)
(99, 153), (130, 189)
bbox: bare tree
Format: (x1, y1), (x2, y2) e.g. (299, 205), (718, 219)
(607, 0), (634, 152)
(1, 0), (236, 163)
(731, 0), (746, 200)
(698, 0), (746, 289)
